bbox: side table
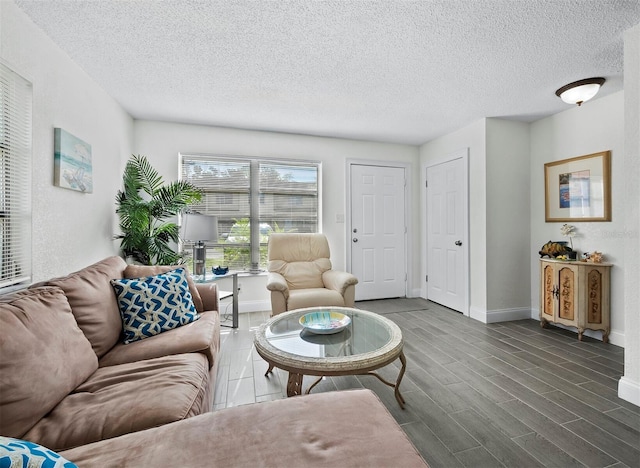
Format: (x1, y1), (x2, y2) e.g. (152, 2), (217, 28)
(193, 271), (240, 328)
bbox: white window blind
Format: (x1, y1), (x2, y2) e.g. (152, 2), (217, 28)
(0, 63), (32, 289)
(181, 154), (319, 271)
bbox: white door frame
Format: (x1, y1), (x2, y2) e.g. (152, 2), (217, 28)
(346, 159), (413, 298)
(422, 148), (470, 316)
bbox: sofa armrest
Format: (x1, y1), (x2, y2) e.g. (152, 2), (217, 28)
(322, 270), (358, 295)
(195, 283), (220, 312)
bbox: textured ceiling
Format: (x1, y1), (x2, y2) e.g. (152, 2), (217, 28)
(14, 0), (640, 145)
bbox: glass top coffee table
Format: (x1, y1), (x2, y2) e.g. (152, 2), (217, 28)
(254, 306), (406, 408)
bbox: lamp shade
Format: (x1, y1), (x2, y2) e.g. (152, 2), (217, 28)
(555, 77), (605, 106)
(182, 213), (218, 242)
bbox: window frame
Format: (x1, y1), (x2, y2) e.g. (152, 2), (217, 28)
(0, 62), (32, 291)
(179, 153), (321, 272)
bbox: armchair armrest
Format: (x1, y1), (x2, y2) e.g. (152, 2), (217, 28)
(266, 272), (289, 295)
(322, 270), (359, 295)
(195, 283), (220, 313)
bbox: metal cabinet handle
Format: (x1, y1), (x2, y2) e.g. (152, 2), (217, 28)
(455, 240), (462, 246)
(353, 238), (358, 243)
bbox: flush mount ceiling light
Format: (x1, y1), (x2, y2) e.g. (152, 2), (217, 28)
(555, 77), (606, 106)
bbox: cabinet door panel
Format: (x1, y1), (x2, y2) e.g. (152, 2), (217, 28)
(558, 266), (576, 322)
(541, 264), (555, 319)
(587, 269), (603, 324)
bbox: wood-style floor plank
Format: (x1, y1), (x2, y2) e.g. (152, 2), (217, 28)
(216, 300), (639, 468)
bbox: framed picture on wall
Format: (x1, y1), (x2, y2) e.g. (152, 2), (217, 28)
(54, 128), (93, 193)
(544, 151), (611, 222)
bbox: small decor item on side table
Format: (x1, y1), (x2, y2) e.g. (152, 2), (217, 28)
(212, 266), (229, 276)
(560, 223), (578, 259)
(538, 240), (573, 259)
(583, 251), (604, 263)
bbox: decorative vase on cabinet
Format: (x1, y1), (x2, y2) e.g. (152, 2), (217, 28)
(540, 258), (612, 343)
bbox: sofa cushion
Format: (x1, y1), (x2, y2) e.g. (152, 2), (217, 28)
(0, 436), (78, 468)
(42, 256), (127, 358)
(22, 353), (210, 451)
(59, 389), (428, 467)
(0, 287), (98, 439)
(111, 268), (199, 344)
(98, 310), (219, 368)
(124, 264), (204, 313)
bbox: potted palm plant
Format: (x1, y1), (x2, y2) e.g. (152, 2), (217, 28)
(115, 154), (202, 265)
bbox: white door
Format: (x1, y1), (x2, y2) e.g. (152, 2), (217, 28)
(426, 157), (467, 313)
(350, 164), (406, 301)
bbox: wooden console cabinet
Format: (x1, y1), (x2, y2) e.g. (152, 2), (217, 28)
(539, 258), (612, 342)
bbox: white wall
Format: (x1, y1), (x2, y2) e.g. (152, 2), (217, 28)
(619, 22), (640, 406)
(486, 119), (531, 315)
(419, 118), (531, 322)
(530, 92), (625, 346)
(133, 120), (419, 310)
(1, 1), (133, 281)
(419, 119), (488, 314)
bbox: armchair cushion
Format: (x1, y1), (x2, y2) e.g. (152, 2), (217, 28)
(288, 289), (345, 311)
(269, 259), (330, 289)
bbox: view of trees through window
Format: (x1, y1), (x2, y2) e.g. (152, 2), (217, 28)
(180, 155), (319, 271)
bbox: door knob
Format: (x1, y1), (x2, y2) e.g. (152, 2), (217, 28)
(455, 240), (462, 246)
(353, 238), (358, 243)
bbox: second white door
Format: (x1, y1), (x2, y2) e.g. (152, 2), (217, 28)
(426, 157), (467, 313)
(350, 164), (406, 301)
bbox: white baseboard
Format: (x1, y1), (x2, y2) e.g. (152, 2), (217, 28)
(469, 306), (531, 324)
(531, 307), (540, 320)
(618, 376), (640, 407)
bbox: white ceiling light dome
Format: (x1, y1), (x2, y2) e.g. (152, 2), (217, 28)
(555, 77), (606, 106)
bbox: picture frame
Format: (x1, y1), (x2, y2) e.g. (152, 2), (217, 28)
(54, 128), (93, 193)
(544, 151), (611, 222)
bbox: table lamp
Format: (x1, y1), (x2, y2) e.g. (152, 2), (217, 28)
(182, 213), (218, 276)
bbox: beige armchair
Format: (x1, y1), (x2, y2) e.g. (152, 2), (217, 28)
(266, 233), (359, 316)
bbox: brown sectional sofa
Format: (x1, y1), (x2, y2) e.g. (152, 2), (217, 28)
(0, 256), (428, 467)
(0, 256), (221, 451)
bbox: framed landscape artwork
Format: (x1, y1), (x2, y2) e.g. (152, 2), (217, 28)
(54, 128), (93, 193)
(544, 151), (611, 222)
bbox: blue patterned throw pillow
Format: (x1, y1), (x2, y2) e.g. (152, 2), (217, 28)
(0, 437), (77, 468)
(111, 267), (199, 344)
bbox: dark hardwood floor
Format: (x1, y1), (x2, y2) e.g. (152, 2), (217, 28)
(214, 299), (639, 468)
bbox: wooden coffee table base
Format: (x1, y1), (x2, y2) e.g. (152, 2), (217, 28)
(265, 351), (407, 409)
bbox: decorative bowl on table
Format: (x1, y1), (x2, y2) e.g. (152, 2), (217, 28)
(299, 311), (351, 335)
(212, 266), (229, 275)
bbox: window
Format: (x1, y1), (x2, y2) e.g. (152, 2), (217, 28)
(0, 63), (32, 289)
(180, 154), (320, 271)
